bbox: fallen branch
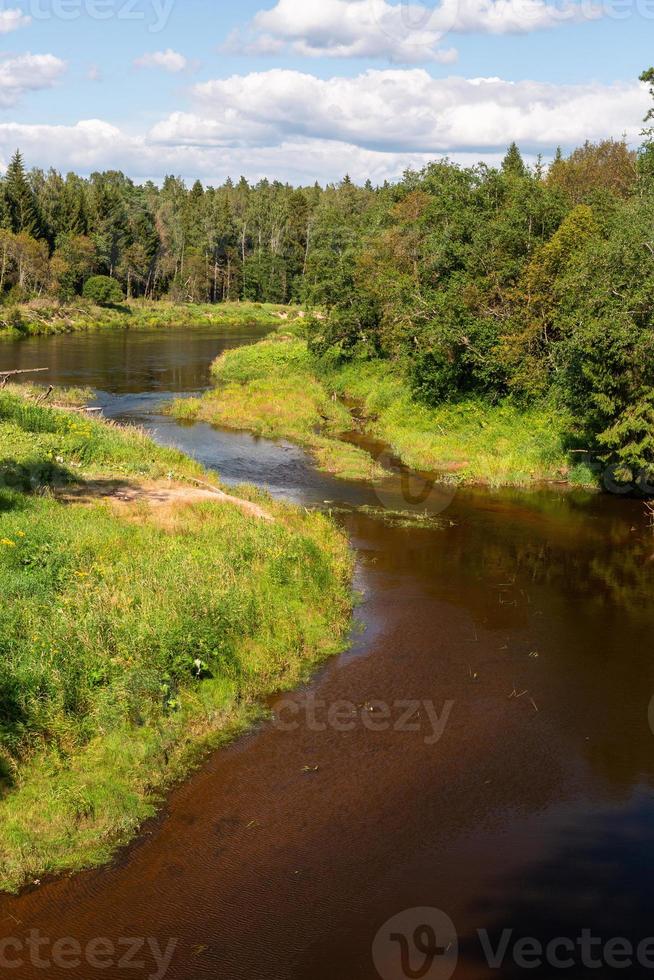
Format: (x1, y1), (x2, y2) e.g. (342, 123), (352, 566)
(36, 385), (54, 404)
(50, 403), (102, 414)
(0, 367), (49, 377)
(0, 367), (49, 388)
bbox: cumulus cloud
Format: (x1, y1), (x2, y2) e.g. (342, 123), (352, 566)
(226, 0), (600, 64)
(134, 49), (188, 73)
(0, 120), (135, 172)
(0, 120), (445, 184)
(150, 69), (648, 155)
(0, 70), (647, 185)
(0, 8), (31, 34)
(0, 53), (67, 108)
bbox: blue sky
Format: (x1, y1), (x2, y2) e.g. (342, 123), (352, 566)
(0, 0), (651, 183)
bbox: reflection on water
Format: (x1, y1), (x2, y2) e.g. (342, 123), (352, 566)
(0, 325), (267, 397)
(1, 328), (654, 979)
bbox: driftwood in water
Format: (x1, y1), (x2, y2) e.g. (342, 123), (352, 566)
(0, 367), (49, 389)
(50, 404), (103, 415)
(0, 368), (102, 417)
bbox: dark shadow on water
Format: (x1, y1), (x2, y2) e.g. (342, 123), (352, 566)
(461, 791), (654, 976)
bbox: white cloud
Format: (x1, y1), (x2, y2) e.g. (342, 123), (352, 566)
(134, 49), (188, 73)
(226, 0), (600, 64)
(0, 120), (136, 172)
(151, 69), (648, 155)
(0, 71), (647, 185)
(0, 53), (67, 108)
(0, 8), (31, 34)
(0, 121), (445, 184)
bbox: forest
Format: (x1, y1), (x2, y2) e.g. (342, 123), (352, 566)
(2, 68), (654, 478)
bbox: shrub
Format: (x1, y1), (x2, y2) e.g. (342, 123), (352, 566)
(82, 275), (124, 306)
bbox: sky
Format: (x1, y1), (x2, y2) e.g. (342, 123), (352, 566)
(0, 0), (651, 185)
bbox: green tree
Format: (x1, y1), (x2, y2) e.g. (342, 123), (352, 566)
(50, 234), (96, 300)
(501, 142), (528, 179)
(554, 192), (654, 473)
(639, 67), (654, 179)
(5, 151), (40, 236)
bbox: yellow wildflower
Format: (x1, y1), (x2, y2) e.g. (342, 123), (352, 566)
(1, 538), (16, 548)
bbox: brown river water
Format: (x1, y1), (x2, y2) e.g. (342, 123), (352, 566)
(1, 328), (654, 979)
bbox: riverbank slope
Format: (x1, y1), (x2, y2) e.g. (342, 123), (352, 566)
(168, 335), (594, 489)
(0, 385), (353, 892)
(0, 300), (295, 339)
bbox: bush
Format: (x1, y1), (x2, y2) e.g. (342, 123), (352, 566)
(0, 306), (26, 335)
(82, 275), (124, 306)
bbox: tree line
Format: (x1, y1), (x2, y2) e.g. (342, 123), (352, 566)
(0, 151), (379, 305)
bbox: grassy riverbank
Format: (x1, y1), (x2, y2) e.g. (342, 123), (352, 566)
(0, 386), (353, 892)
(170, 335), (593, 488)
(169, 336), (385, 481)
(328, 360), (593, 487)
(0, 300), (293, 339)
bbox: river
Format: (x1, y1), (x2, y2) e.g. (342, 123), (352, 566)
(1, 326), (654, 979)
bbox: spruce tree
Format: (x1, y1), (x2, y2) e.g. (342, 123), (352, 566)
(639, 67), (654, 179)
(501, 142), (528, 179)
(5, 150), (40, 235)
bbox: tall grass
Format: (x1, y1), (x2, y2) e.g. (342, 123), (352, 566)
(0, 388), (353, 891)
(328, 359), (583, 487)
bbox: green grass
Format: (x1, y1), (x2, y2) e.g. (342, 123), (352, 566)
(0, 386), (208, 489)
(0, 300), (294, 339)
(169, 334), (592, 488)
(327, 359), (584, 487)
(168, 337), (385, 482)
(0, 388), (353, 892)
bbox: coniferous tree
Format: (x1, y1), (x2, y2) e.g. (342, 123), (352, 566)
(639, 67), (654, 179)
(501, 142), (528, 179)
(5, 150), (40, 235)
